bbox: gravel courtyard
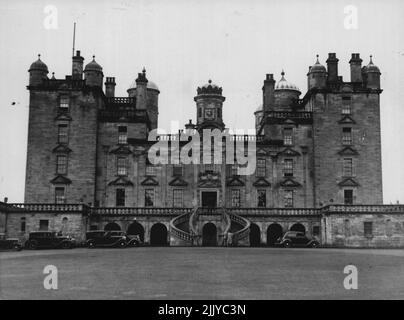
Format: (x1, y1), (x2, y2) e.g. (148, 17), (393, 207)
(1, 247), (404, 299)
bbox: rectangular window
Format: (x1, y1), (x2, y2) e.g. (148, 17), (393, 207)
(56, 155), (67, 174)
(116, 188), (125, 207)
(364, 221), (373, 237)
(284, 190), (293, 208)
(173, 189), (183, 207)
(117, 157), (128, 176)
(256, 159), (266, 177)
(283, 128), (293, 146)
(342, 97), (351, 115)
(173, 165), (183, 176)
(342, 127), (352, 145)
(20, 217), (26, 232)
(55, 187), (65, 204)
(257, 189), (266, 208)
(231, 189), (241, 207)
(313, 226), (320, 237)
(60, 96), (69, 109)
(145, 189), (154, 207)
(344, 189), (354, 205)
(283, 159), (293, 177)
(118, 126), (127, 144)
(39, 220), (49, 231)
(146, 165), (156, 176)
(343, 158), (353, 177)
(57, 124), (68, 144)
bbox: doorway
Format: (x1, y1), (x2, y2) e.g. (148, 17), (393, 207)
(201, 191), (217, 208)
(202, 223), (217, 246)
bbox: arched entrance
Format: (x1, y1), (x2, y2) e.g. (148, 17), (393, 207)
(150, 223), (168, 246)
(104, 222), (121, 231)
(202, 223), (217, 246)
(290, 223), (306, 233)
(249, 223), (261, 247)
(267, 223), (283, 246)
(127, 221), (145, 242)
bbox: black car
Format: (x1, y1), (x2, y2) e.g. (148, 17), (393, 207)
(276, 231), (320, 248)
(85, 230), (127, 248)
(109, 231), (142, 247)
(25, 231), (76, 249)
(0, 233), (23, 251)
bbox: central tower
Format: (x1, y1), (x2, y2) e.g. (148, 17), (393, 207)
(194, 80), (225, 130)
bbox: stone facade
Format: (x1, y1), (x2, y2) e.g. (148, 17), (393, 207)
(2, 51), (401, 247)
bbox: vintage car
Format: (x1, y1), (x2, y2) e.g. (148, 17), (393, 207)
(109, 231), (142, 247)
(85, 230), (128, 248)
(275, 231), (320, 248)
(0, 233), (23, 251)
(24, 231), (76, 249)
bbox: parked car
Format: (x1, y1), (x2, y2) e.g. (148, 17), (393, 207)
(25, 231), (76, 250)
(275, 231), (320, 248)
(0, 233), (23, 251)
(85, 230), (127, 248)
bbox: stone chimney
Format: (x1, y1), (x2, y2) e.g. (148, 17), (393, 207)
(326, 53), (339, 82)
(135, 68), (148, 110)
(105, 77), (116, 97)
(72, 50), (84, 80)
(349, 53), (363, 83)
(262, 74), (275, 112)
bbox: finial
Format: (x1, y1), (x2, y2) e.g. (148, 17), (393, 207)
(92, 55), (95, 60)
(369, 55), (373, 64)
(51, 72), (55, 79)
(281, 69), (285, 77)
(38, 54), (41, 60)
(316, 54), (319, 63)
(208, 79), (212, 84)
(142, 67), (146, 74)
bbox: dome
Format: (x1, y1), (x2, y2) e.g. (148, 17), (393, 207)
(84, 56), (102, 72)
(275, 71), (301, 93)
(29, 54), (48, 72)
(196, 79), (223, 95)
(310, 55), (327, 73)
(128, 80), (160, 92)
(364, 55), (380, 73)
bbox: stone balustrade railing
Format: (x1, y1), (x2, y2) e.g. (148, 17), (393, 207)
(323, 205), (404, 213)
(227, 208), (321, 216)
(91, 207), (192, 216)
(7, 203), (87, 212)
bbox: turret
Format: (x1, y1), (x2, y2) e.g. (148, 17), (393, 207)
(105, 77), (116, 97)
(307, 55), (327, 89)
(326, 53), (339, 82)
(72, 50), (84, 80)
(363, 55), (381, 89)
(84, 55), (103, 87)
(274, 70), (301, 109)
(28, 54), (49, 86)
(349, 53), (363, 83)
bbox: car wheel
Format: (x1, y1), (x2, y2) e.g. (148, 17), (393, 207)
(119, 241), (126, 248)
(61, 242), (71, 249)
(283, 241), (291, 248)
(88, 241), (95, 248)
(28, 241), (38, 250)
(14, 244), (23, 251)
(311, 242), (319, 248)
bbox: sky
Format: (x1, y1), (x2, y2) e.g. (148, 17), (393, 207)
(0, 0), (403, 203)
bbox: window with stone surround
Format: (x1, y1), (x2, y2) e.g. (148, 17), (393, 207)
(256, 159), (266, 177)
(342, 127), (352, 145)
(116, 188), (125, 207)
(39, 220), (49, 231)
(173, 189), (183, 207)
(283, 128), (293, 146)
(344, 189), (354, 205)
(231, 189), (241, 207)
(55, 187), (65, 204)
(56, 155), (67, 175)
(283, 159), (293, 177)
(145, 189), (155, 207)
(118, 126), (127, 144)
(173, 165), (183, 176)
(20, 217), (26, 232)
(257, 189), (266, 207)
(146, 164), (156, 176)
(57, 124), (68, 144)
(60, 96), (69, 109)
(343, 158), (353, 177)
(284, 190), (293, 208)
(364, 221), (373, 238)
(313, 226), (320, 237)
(117, 157), (128, 176)
(342, 97), (352, 114)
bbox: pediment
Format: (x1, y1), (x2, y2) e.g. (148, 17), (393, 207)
(253, 177), (271, 187)
(338, 178), (360, 187)
(341, 85), (353, 92)
(141, 176), (159, 186)
(226, 177), (245, 187)
(338, 115), (356, 124)
(168, 176), (188, 187)
(108, 176), (134, 186)
(337, 146), (359, 156)
(109, 145), (132, 155)
(282, 119), (296, 125)
(256, 148), (268, 156)
(52, 144), (72, 153)
(277, 147), (301, 157)
(54, 113), (72, 121)
(279, 178), (301, 188)
(50, 175), (71, 185)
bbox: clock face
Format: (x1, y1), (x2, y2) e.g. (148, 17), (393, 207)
(204, 108), (215, 120)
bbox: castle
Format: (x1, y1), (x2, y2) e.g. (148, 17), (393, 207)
(0, 50), (403, 247)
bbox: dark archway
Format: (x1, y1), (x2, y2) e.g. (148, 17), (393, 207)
(104, 222), (121, 231)
(249, 223), (261, 247)
(202, 223), (217, 246)
(127, 221), (145, 242)
(290, 223), (306, 234)
(267, 223), (283, 246)
(150, 223), (168, 246)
